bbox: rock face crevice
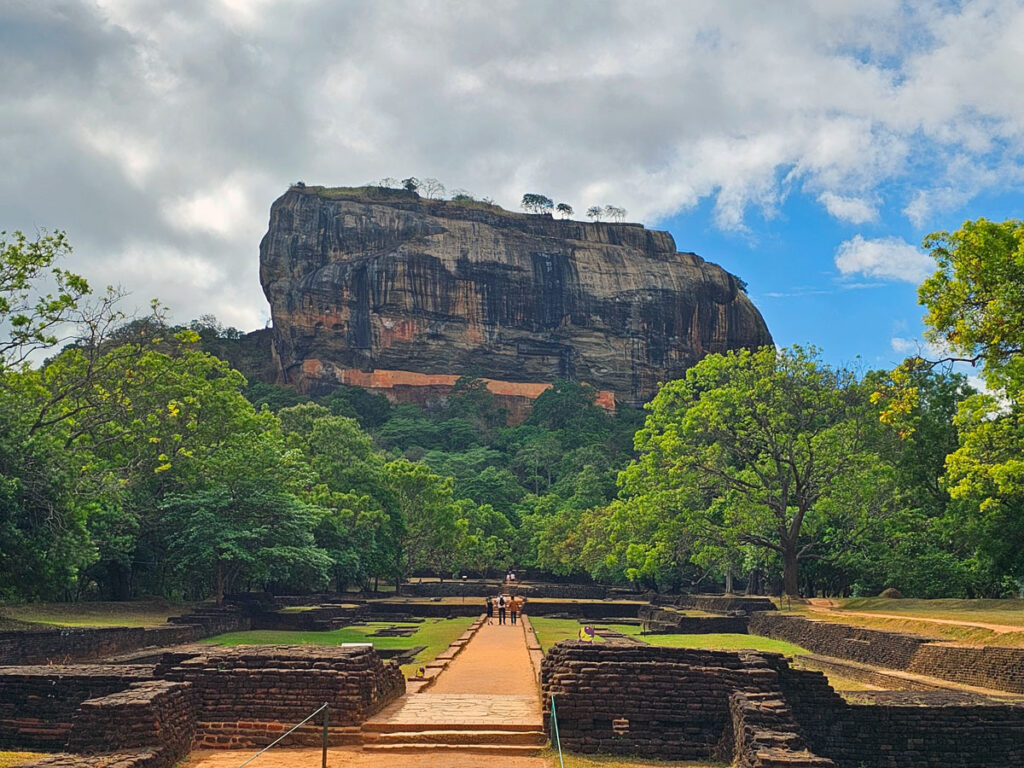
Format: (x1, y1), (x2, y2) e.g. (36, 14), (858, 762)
(259, 187), (773, 406)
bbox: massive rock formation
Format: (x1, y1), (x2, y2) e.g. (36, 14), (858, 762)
(259, 186), (772, 409)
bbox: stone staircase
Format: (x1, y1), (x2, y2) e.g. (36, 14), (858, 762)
(361, 693), (546, 756)
(361, 720), (546, 755)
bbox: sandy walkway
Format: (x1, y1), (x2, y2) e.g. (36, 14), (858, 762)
(182, 746), (551, 768)
(428, 618), (539, 696)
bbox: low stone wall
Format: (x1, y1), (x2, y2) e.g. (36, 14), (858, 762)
(639, 606), (749, 634)
(0, 609), (250, 666)
(657, 594), (777, 614)
(795, 654), (947, 692)
(729, 690), (835, 767)
(0, 665), (154, 750)
(397, 582), (610, 599)
(163, 645), (405, 747)
(543, 643), (1024, 768)
(67, 680), (195, 762)
(750, 612), (928, 669)
(752, 612), (1024, 694)
(905, 643), (1024, 693)
(541, 643), (782, 760)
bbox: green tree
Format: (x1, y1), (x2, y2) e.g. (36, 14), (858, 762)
(919, 218), (1024, 391)
(915, 218), (1024, 592)
(520, 193), (554, 214)
(626, 346), (886, 596)
(160, 425), (329, 602)
(0, 230), (94, 370)
(385, 459), (460, 581)
(555, 203), (574, 219)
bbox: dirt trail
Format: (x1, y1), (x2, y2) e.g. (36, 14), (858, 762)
(183, 747), (551, 768)
(428, 618), (539, 696)
(805, 599), (1023, 634)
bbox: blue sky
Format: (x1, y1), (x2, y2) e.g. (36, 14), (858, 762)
(2, 1), (1024, 377)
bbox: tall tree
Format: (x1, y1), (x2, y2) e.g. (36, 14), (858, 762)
(625, 346), (887, 596)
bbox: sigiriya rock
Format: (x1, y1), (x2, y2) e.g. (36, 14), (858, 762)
(257, 185), (772, 411)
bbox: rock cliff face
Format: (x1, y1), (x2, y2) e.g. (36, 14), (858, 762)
(259, 186), (772, 408)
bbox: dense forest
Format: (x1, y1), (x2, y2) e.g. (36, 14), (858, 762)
(2, 219), (1024, 601)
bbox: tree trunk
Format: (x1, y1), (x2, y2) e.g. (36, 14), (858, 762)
(215, 561), (225, 605)
(783, 550), (799, 597)
(725, 569), (734, 595)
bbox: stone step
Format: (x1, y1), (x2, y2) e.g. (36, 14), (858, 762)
(363, 743), (545, 756)
(366, 729), (546, 746)
(363, 720), (543, 734)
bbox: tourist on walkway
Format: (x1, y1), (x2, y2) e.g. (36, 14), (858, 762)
(498, 594), (507, 625)
(486, 595), (494, 624)
(509, 594), (519, 625)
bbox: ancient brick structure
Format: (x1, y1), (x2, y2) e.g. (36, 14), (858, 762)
(67, 680), (195, 762)
(0, 606), (249, 666)
(656, 594), (777, 614)
(162, 645), (405, 747)
(751, 612), (1024, 694)
(542, 643), (1024, 767)
(639, 606), (749, 634)
(750, 613), (928, 668)
(0, 665), (155, 750)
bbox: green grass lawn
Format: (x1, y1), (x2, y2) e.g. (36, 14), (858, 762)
(531, 617), (614, 651)
(548, 750), (725, 768)
(781, 598), (1024, 647)
(0, 752), (48, 768)
(204, 617), (475, 676)
(636, 632), (809, 656)
(836, 597), (1024, 626)
(0, 600), (196, 628)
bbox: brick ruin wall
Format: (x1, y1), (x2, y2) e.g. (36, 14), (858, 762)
(0, 612), (250, 666)
(638, 606), (749, 634)
(66, 680), (195, 763)
(750, 612), (1024, 694)
(654, 594), (778, 614)
(0, 665), (156, 750)
(542, 643), (1024, 768)
(400, 582), (609, 599)
(162, 645), (405, 747)
(1, 646), (404, 768)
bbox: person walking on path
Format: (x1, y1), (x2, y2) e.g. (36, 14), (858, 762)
(485, 595), (494, 624)
(509, 594), (520, 625)
(498, 594), (507, 625)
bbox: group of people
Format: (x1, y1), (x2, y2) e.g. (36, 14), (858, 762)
(486, 593), (524, 625)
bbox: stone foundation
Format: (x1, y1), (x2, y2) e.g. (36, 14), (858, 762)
(162, 645), (405, 747)
(0, 607), (249, 666)
(542, 643), (1024, 767)
(639, 606), (749, 633)
(751, 612), (1024, 694)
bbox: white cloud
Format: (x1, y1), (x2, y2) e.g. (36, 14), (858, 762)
(818, 192), (878, 224)
(890, 336), (952, 359)
(4, 1), (1024, 329)
(835, 235), (935, 284)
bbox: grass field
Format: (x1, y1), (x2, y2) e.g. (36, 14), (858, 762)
(781, 598), (1024, 647)
(529, 617), (811, 657)
(0, 600), (196, 628)
(0, 753), (47, 768)
(530, 617), (613, 650)
(205, 617), (475, 676)
(551, 751), (725, 768)
(836, 597), (1024, 626)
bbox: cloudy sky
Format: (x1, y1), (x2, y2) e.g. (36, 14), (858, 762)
(4, 0), (1024, 371)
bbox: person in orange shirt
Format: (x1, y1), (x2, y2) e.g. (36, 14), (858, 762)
(509, 594), (519, 625)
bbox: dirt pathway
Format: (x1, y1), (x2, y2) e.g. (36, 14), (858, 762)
(428, 618), (540, 696)
(804, 599), (1024, 635)
(183, 746), (550, 768)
